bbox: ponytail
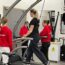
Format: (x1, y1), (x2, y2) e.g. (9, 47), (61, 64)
(30, 9), (38, 19)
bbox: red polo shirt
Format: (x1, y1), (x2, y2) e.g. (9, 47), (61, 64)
(48, 25), (52, 32)
(19, 25), (28, 36)
(0, 26), (13, 51)
(40, 25), (52, 43)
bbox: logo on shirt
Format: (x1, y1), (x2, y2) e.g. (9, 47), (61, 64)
(0, 34), (6, 36)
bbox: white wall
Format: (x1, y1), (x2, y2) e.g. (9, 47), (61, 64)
(0, 0), (63, 15)
(0, 0), (64, 38)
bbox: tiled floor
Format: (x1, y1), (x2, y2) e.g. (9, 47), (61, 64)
(12, 54), (65, 65)
(50, 62), (65, 65)
(11, 61), (65, 65)
(0, 59), (65, 65)
(0, 50), (64, 65)
(33, 54), (65, 65)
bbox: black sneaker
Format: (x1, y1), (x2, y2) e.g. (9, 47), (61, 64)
(47, 61), (50, 65)
(45, 61), (50, 65)
(25, 61), (30, 64)
(23, 60), (30, 64)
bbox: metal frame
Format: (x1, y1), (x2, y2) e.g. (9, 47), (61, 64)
(3, 0), (21, 18)
(60, 14), (65, 34)
(1, 0), (42, 37)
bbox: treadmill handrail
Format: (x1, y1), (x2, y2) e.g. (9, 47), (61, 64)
(40, 36), (48, 38)
(13, 37), (33, 42)
(3, 0), (21, 18)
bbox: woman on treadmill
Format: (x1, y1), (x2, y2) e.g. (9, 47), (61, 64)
(22, 9), (49, 65)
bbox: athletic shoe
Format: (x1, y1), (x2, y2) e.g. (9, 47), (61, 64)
(45, 61), (50, 65)
(47, 61), (50, 65)
(23, 60), (30, 64)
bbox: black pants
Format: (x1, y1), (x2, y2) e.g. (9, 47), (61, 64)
(26, 38), (48, 65)
(41, 42), (50, 60)
(22, 41), (28, 57)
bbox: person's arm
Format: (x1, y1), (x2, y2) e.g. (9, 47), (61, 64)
(23, 25), (34, 37)
(40, 30), (44, 36)
(41, 36), (48, 38)
(40, 27), (48, 38)
(23, 19), (36, 37)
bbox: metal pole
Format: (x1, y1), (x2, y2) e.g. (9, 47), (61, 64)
(3, 0), (21, 18)
(40, 0), (45, 18)
(53, 12), (59, 41)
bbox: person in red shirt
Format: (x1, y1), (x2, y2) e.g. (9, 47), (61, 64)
(19, 21), (29, 57)
(47, 20), (53, 41)
(19, 22), (29, 36)
(0, 17), (13, 65)
(40, 20), (52, 60)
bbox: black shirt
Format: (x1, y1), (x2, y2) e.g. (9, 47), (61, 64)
(29, 18), (40, 38)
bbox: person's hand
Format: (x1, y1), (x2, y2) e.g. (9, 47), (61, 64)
(23, 34), (27, 37)
(22, 36), (26, 39)
(22, 34), (27, 39)
(39, 40), (41, 43)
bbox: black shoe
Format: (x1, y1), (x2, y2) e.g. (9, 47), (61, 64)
(22, 60), (30, 64)
(23, 60), (30, 64)
(45, 61), (50, 65)
(47, 61), (50, 65)
(25, 61), (30, 64)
